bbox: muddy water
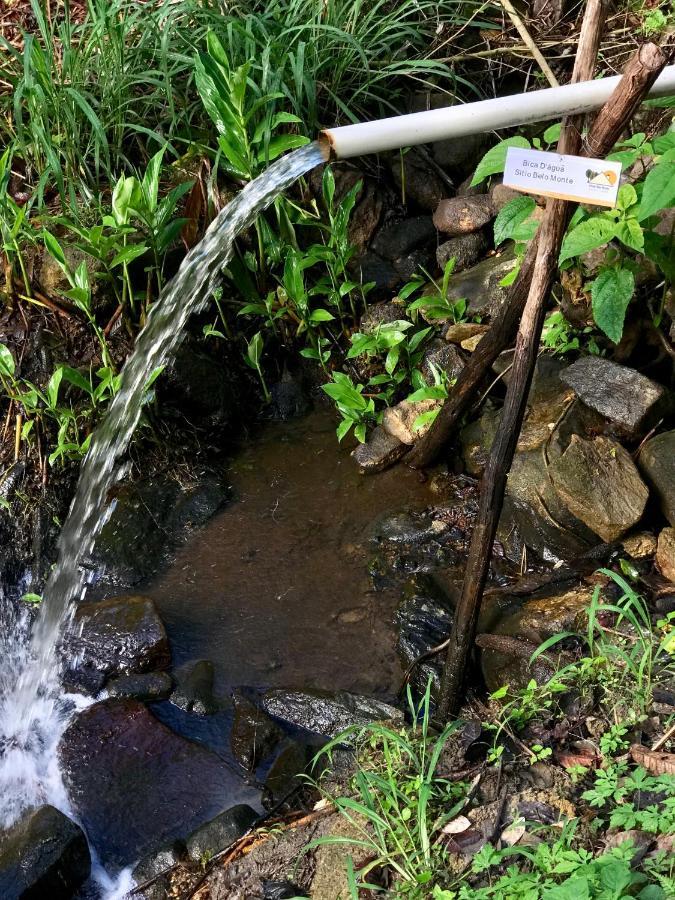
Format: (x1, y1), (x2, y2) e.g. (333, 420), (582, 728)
(147, 411), (435, 703)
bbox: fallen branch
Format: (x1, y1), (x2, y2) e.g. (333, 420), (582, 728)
(436, 37), (670, 722)
(499, 0), (560, 87)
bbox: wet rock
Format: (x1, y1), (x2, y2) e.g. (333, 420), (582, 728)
(165, 342), (239, 426)
(106, 671), (172, 702)
(230, 692), (284, 770)
(501, 448), (596, 562)
(389, 150), (445, 211)
(381, 398), (440, 444)
(433, 196), (494, 236)
(445, 322), (489, 344)
(263, 741), (313, 808)
(62, 595), (170, 694)
(186, 805), (258, 863)
(351, 426), (406, 474)
(481, 584), (595, 692)
(395, 575), (455, 694)
(132, 845), (184, 900)
(438, 251), (516, 320)
(461, 405), (501, 477)
(170, 659), (219, 716)
(561, 357), (670, 440)
(656, 528), (675, 583)
(260, 689), (402, 739)
(550, 435), (649, 542)
(91, 475), (227, 588)
(436, 231), (489, 272)
(267, 372), (312, 421)
(371, 217), (436, 260)
(59, 699), (250, 870)
(638, 430), (675, 526)
(0, 805), (90, 900)
(420, 340), (465, 384)
(368, 507), (459, 576)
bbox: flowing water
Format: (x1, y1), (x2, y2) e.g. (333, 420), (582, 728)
(0, 144), (325, 854)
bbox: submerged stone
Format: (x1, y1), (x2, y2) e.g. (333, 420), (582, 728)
(106, 671), (172, 702)
(59, 699), (251, 870)
(561, 357), (669, 439)
(230, 693), (284, 771)
(170, 659), (220, 716)
(0, 805), (90, 900)
(639, 430), (675, 526)
(260, 689), (402, 739)
(550, 435), (649, 542)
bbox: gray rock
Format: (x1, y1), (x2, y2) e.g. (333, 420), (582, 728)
(389, 150), (445, 211)
(421, 340), (465, 384)
(186, 805), (258, 862)
(59, 699), (251, 870)
(62, 595), (170, 694)
(106, 671), (172, 702)
(490, 182), (524, 212)
(656, 528), (675, 583)
(170, 660), (219, 716)
(351, 426), (406, 474)
(0, 805), (90, 900)
(260, 689), (402, 739)
(132, 845), (183, 900)
(371, 217), (436, 260)
(639, 430), (675, 526)
(433, 196), (494, 236)
(561, 357), (670, 439)
(230, 692), (284, 770)
(433, 251), (515, 320)
(461, 405), (501, 477)
(432, 132), (489, 174)
(550, 435), (649, 542)
(395, 575), (455, 695)
(262, 741), (313, 808)
(356, 251), (400, 297)
(436, 231), (489, 272)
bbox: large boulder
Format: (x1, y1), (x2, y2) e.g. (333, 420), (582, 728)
(428, 251), (516, 321)
(0, 805), (90, 900)
(62, 595), (170, 694)
(550, 435), (649, 542)
(561, 357), (670, 440)
(259, 689), (402, 739)
(59, 699), (253, 871)
(638, 430), (675, 526)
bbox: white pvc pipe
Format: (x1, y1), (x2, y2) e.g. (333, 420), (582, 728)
(319, 65), (675, 159)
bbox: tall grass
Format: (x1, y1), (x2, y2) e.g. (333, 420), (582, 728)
(0, 0), (495, 206)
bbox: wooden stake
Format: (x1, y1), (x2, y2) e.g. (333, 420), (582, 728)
(436, 38), (670, 722)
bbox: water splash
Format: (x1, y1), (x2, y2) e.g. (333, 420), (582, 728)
(0, 143), (324, 870)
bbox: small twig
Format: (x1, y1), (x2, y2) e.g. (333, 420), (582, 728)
(652, 720), (675, 752)
(14, 413), (21, 462)
(498, 0), (560, 87)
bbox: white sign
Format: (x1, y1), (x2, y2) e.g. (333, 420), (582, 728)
(503, 147), (622, 207)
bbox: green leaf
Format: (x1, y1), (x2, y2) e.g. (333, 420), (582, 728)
(47, 367), (63, 408)
(471, 136), (530, 186)
(309, 308), (335, 324)
(0, 343), (15, 377)
(60, 366), (94, 396)
(257, 134), (310, 164)
(615, 217), (644, 253)
(110, 244), (149, 268)
(616, 183), (638, 211)
(43, 232), (67, 271)
(543, 122), (561, 145)
(638, 161), (675, 221)
(112, 175), (140, 227)
(559, 216), (617, 263)
(494, 196), (536, 246)
(591, 266), (635, 343)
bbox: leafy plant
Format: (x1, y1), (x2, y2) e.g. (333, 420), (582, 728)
(322, 372), (378, 443)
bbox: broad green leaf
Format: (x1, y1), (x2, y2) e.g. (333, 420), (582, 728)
(110, 244), (149, 268)
(308, 308), (335, 324)
(141, 148), (164, 212)
(616, 183), (637, 211)
(543, 122), (562, 145)
(559, 216), (617, 263)
(0, 343), (15, 377)
(591, 266), (634, 344)
(493, 196), (536, 246)
(44, 231), (67, 271)
(60, 366), (94, 396)
(471, 136), (530, 186)
(638, 161), (675, 221)
(615, 218), (644, 253)
(47, 366), (63, 408)
(257, 134), (310, 163)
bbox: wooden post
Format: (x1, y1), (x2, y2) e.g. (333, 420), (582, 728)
(436, 39), (670, 722)
(406, 0), (605, 472)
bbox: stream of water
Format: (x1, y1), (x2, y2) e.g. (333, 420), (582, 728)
(0, 144), (326, 869)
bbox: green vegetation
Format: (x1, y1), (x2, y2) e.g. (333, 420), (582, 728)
(310, 570), (675, 897)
